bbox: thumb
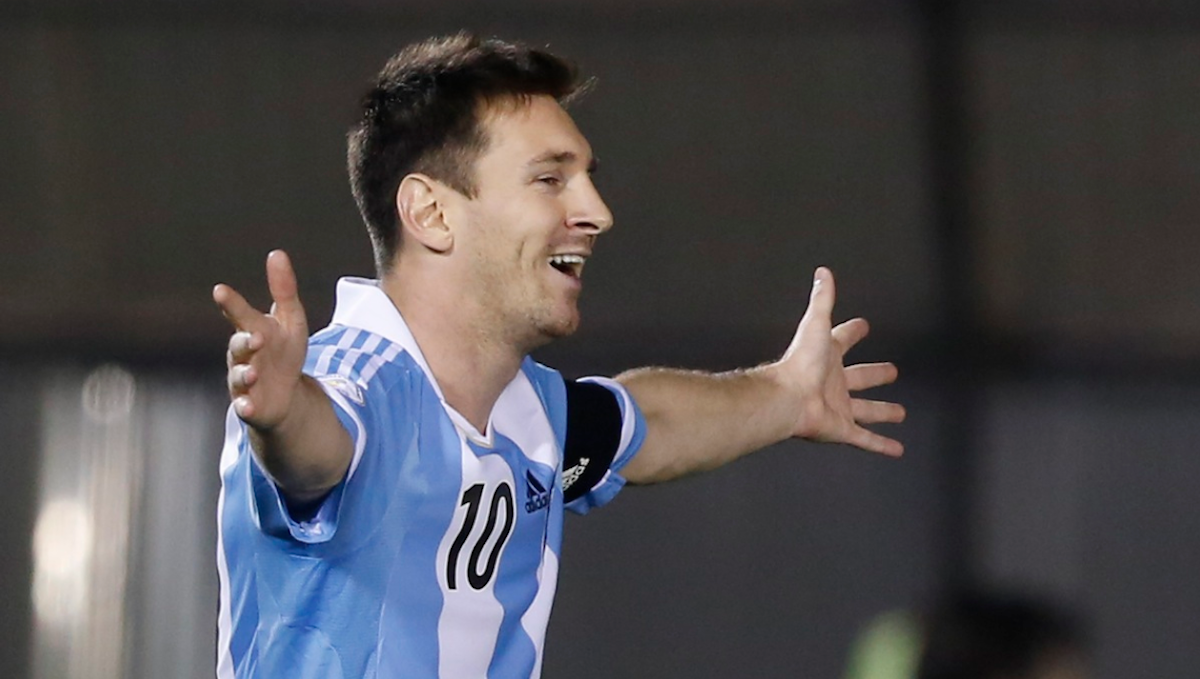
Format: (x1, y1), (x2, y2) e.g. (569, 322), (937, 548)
(783, 267), (835, 360)
(265, 250), (307, 329)
(802, 266), (835, 324)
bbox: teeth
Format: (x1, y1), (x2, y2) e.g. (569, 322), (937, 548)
(549, 254), (585, 266)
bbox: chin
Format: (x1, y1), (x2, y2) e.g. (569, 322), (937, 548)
(540, 313), (580, 340)
(527, 308), (580, 348)
(550, 318), (580, 338)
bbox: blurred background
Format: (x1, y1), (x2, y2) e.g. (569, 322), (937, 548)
(1, 0), (1198, 677)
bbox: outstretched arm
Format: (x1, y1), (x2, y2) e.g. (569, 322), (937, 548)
(213, 250), (353, 503)
(617, 267), (904, 485)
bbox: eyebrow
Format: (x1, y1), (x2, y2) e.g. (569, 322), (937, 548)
(526, 151), (599, 173)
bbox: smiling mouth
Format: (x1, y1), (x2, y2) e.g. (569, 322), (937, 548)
(548, 254), (586, 278)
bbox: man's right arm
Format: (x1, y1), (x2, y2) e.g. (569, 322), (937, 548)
(213, 250), (353, 503)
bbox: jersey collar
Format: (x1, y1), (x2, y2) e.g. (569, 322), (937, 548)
(329, 277), (497, 445)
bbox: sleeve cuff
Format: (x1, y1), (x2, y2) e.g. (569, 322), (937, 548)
(564, 376), (647, 515)
(244, 384), (366, 545)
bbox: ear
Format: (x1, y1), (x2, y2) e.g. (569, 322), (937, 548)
(396, 174), (454, 253)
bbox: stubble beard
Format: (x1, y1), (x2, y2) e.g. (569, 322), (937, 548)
(531, 298), (580, 342)
(510, 284), (580, 354)
(470, 255), (580, 355)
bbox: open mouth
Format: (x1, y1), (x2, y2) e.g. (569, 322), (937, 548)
(548, 254), (586, 279)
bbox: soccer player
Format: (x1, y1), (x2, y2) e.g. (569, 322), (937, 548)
(213, 33), (905, 679)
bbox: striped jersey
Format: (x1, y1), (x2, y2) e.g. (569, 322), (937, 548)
(216, 277), (646, 679)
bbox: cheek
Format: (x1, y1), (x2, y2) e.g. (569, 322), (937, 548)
(465, 194), (560, 269)
(462, 203), (515, 257)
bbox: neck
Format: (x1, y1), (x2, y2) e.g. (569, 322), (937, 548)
(381, 269), (525, 434)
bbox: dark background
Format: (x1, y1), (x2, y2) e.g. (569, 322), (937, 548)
(1, 1), (1198, 677)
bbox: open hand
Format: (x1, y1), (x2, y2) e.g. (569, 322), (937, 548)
(776, 267), (905, 457)
(212, 250), (310, 431)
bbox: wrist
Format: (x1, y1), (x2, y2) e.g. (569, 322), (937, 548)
(749, 362), (803, 442)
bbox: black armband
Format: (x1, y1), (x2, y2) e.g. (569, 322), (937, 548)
(562, 381), (623, 504)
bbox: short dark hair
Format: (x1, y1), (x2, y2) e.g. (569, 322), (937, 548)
(347, 33), (586, 275)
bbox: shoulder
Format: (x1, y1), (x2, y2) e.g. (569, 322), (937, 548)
(519, 358), (567, 410)
(305, 324), (413, 396)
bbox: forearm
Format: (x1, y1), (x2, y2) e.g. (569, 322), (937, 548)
(616, 364), (797, 484)
(247, 375), (353, 502)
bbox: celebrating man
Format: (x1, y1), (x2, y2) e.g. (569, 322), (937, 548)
(213, 33), (904, 679)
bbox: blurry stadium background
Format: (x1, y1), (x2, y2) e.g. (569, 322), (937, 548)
(2, 0), (1198, 677)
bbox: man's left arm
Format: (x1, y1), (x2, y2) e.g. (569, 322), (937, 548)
(617, 267), (905, 485)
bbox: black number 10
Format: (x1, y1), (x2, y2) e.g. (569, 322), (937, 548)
(446, 482), (515, 590)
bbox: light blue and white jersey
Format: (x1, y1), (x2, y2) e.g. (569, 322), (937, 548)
(216, 277), (646, 679)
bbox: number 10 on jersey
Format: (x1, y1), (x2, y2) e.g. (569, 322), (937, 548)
(445, 482), (515, 590)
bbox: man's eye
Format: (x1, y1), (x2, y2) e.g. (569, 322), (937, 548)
(536, 175), (561, 186)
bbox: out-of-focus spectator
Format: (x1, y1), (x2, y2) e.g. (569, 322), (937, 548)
(918, 590), (1089, 679)
(846, 590), (1089, 679)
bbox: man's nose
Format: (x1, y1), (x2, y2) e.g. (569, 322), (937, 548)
(567, 181), (614, 234)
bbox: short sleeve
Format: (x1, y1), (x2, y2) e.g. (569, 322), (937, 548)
(242, 330), (392, 545)
(562, 376), (647, 515)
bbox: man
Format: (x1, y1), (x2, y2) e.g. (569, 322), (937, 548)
(917, 590), (1090, 679)
(845, 591), (1090, 679)
(213, 33), (904, 678)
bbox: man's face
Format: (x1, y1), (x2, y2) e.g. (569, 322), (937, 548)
(452, 95), (613, 348)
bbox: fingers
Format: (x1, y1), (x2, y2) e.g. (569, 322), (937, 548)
(226, 331), (264, 367)
(265, 250), (306, 328)
(845, 362), (898, 391)
(232, 395), (256, 421)
(226, 354), (264, 422)
(227, 363), (258, 394)
(846, 391), (905, 457)
(851, 398), (906, 424)
(846, 425), (905, 458)
(215, 251), (308, 429)
(832, 318), (869, 354)
(213, 283), (264, 332)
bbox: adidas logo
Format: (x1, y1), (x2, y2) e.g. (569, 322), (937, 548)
(525, 470), (550, 513)
(562, 457), (589, 491)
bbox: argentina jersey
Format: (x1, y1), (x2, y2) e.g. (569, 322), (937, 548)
(216, 277), (646, 679)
